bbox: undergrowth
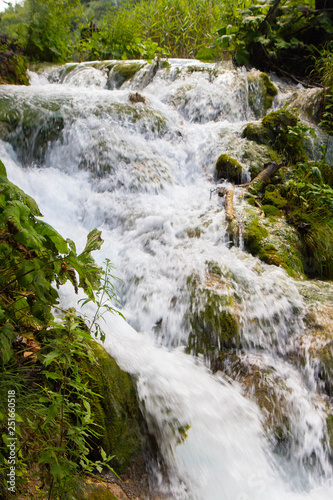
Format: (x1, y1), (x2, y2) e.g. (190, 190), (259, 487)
(0, 159), (121, 499)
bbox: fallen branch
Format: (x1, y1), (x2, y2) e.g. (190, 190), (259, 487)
(246, 160), (286, 190)
(225, 189), (234, 221)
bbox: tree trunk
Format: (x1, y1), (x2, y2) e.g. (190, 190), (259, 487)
(260, 0), (282, 36)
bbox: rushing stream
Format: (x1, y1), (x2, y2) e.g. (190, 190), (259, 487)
(0, 59), (332, 499)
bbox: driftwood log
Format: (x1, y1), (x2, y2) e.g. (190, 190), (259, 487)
(240, 160), (285, 190)
(225, 189), (234, 221)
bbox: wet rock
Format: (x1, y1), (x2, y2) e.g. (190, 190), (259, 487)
(185, 273), (239, 361)
(215, 154), (243, 184)
(299, 304), (333, 396)
(241, 207), (304, 278)
(129, 92), (146, 104)
(247, 71), (278, 119)
(243, 109), (308, 163)
(81, 339), (144, 473)
(108, 62), (146, 89)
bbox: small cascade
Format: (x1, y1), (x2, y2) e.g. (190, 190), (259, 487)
(0, 58), (332, 499)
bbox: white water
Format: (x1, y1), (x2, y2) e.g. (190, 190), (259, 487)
(1, 59), (332, 498)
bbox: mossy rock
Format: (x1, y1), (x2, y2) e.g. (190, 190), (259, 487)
(108, 62), (145, 89)
(187, 227), (201, 238)
(299, 305), (333, 397)
(327, 414), (333, 452)
(0, 96), (64, 162)
(242, 211), (304, 278)
(242, 122), (273, 146)
(186, 275), (239, 361)
(261, 204), (281, 217)
(206, 260), (223, 276)
(76, 482), (120, 500)
(81, 339), (143, 474)
(243, 217), (269, 254)
(239, 141), (277, 179)
(77, 487), (119, 500)
(262, 189), (288, 209)
(215, 154), (243, 184)
(243, 110), (308, 163)
(247, 71), (278, 119)
(217, 354), (292, 451)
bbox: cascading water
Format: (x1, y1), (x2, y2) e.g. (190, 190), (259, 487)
(1, 59), (332, 499)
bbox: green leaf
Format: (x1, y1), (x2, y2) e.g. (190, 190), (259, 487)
(82, 229), (104, 254)
(217, 26), (227, 37)
(37, 220), (69, 254)
(0, 160), (7, 176)
(235, 47), (250, 66)
(1, 200), (46, 251)
(51, 462), (66, 481)
(43, 350), (62, 366)
(39, 396), (50, 403)
(39, 450), (57, 465)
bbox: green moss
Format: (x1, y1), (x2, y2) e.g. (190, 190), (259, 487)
(242, 211), (304, 277)
(240, 141), (277, 179)
(242, 122), (273, 145)
(243, 218), (269, 254)
(243, 110), (308, 163)
(246, 196), (257, 207)
(109, 62), (145, 88)
(215, 154), (243, 184)
(206, 260), (223, 276)
(247, 71), (278, 119)
(110, 102), (167, 136)
(0, 96), (65, 161)
(262, 204), (280, 217)
(186, 280), (239, 360)
(76, 485), (119, 500)
(261, 73), (278, 108)
(160, 59), (171, 69)
(318, 343), (333, 393)
(327, 414), (333, 451)
(262, 190), (288, 209)
(81, 339), (143, 474)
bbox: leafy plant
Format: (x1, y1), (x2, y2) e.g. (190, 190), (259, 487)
(79, 259), (124, 342)
(0, 160), (123, 497)
(24, 0), (82, 62)
(216, 0), (333, 75)
(313, 41), (333, 135)
(36, 310), (115, 500)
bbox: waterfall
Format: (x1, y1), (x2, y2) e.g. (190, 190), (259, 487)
(1, 59), (332, 499)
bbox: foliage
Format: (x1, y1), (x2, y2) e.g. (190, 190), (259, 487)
(282, 161), (333, 278)
(0, 160), (126, 498)
(243, 109), (311, 163)
(216, 0), (333, 74)
(24, 0), (82, 62)
(0, 47), (29, 85)
(73, 0), (227, 61)
(79, 259), (124, 342)
(248, 154), (333, 279)
(313, 41), (333, 135)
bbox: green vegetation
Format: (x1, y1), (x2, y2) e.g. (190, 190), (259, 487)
(0, 160), (142, 498)
(243, 109), (310, 163)
(242, 211), (305, 278)
(215, 154), (243, 184)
